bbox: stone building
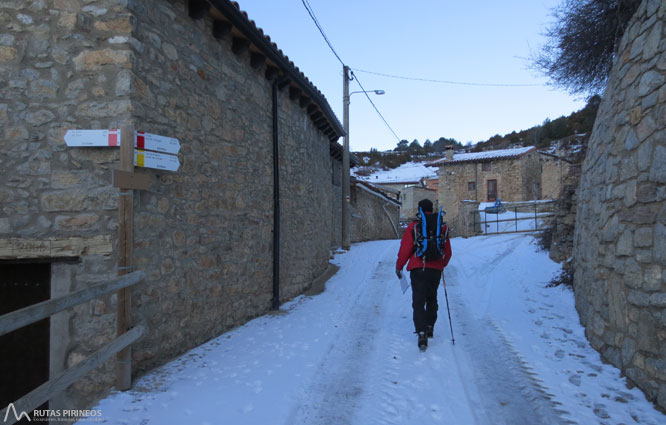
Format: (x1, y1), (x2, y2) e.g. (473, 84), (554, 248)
(430, 146), (541, 235)
(573, 0), (666, 410)
(355, 161), (439, 221)
(399, 186), (438, 220)
(0, 0), (366, 413)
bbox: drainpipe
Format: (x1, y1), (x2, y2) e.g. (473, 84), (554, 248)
(271, 77), (287, 310)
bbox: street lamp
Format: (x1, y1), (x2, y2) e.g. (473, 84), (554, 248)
(351, 89), (385, 96)
(341, 65), (385, 250)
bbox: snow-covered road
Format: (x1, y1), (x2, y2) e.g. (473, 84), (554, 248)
(80, 235), (665, 425)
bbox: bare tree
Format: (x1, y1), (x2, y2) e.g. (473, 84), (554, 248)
(533, 0), (641, 95)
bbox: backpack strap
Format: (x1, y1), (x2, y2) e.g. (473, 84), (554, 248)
(415, 207), (428, 258)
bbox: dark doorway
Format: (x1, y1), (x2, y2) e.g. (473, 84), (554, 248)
(0, 263), (50, 422)
(487, 179), (498, 201)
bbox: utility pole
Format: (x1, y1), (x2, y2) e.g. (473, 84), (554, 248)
(342, 65), (351, 250)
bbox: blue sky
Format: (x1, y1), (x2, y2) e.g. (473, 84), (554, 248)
(236, 0), (586, 152)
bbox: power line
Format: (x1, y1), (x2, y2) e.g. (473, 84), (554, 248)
(299, 1), (401, 141)
(350, 70), (401, 142)
(352, 68), (544, 87)
(301, 0), (345, 66)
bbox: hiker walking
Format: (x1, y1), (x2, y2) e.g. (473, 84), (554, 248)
(396, 199), (452, 351)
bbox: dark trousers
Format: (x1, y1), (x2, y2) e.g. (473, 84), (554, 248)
(410, 268), (442, 333)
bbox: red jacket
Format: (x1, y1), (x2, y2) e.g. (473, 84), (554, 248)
(396, 217), (452, 272)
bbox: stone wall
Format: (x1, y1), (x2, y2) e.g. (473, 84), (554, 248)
(436, 152), (541, 236)
(0, 0), (341, 410)
(351, 184), (400, 242)
(400, 186), (437, 220)
(331, 158), (342, 248)
(573, 0), (666, 410)
(521, 151), (542, 200)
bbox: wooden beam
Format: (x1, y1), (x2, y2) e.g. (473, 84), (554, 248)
(250, 52), (265, 69)
(277, 78), (290, 90)
(299, 95), (310, 108)
(307, 104), (318, 114)
(116, 125), (135, 391)
(313, 116), (327, 126)
(188, 0), (209, 19)
(0, 271), (144, 337)
(265, 65), (279, 81)
(213, 20), (232, 39)
(0, 326), (145, 425)
(231, 36), (250, 55)
(289, 86), (300, 101)
(311, 111), (323, 121)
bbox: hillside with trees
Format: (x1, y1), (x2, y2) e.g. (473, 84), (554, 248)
(355, 95), (600, 169)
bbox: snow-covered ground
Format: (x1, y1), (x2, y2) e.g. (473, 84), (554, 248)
(79, 235), (665, 425)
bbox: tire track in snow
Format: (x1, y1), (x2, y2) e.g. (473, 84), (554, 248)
(446, 238), (571, 425)
(285, 242), (395, 425)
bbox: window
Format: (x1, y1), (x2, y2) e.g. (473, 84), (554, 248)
(482, 162), (491, 171)
(468, 181), (475, 191)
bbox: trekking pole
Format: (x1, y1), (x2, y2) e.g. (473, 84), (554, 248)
(442, 275), (455, 345)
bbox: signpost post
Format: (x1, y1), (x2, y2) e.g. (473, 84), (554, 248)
(63, 126), (181, 391)
(116, 125), (134, 391)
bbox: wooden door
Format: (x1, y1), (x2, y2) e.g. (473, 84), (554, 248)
(487, 179), (497, 201)
(0, 263), (50, 422)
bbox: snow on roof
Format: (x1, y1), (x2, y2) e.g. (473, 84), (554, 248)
(354, 161), (439, 184)
(428, 146), (536, 166)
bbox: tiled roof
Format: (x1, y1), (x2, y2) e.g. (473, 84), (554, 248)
(428, 146), (536, 166)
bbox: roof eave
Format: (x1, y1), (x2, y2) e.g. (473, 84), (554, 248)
(207, 0), (345, 139)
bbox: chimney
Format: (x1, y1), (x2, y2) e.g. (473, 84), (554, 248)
(445, 145), (454, 161)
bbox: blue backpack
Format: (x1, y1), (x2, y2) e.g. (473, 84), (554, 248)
(414, 206), (448, 261)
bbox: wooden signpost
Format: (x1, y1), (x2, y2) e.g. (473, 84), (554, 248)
(63, 126), (181, 391)
(116, 125), (134, 390)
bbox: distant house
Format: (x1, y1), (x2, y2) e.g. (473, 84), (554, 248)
(429, 146), (541, 234)
(354, 161), (439, 220)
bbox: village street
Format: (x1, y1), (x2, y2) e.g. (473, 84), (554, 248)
(80, 235), (665, 425)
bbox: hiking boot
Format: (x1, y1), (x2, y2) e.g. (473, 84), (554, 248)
(426, 325), (434, 338)
(418, 332), (428, 351)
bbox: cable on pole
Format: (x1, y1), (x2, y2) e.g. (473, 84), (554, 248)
(352, 68), (544, 87)
(301, 0), (345, 66)
(299, 1), (401, 142)
(350, 70), (401, 142)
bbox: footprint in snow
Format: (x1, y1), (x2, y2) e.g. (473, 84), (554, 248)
(593, 404), (610, 419)
(568, 374), (582, 386)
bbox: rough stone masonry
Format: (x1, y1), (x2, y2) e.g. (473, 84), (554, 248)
(0, 0), (346, 410)
(573, 0), (666, 410)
